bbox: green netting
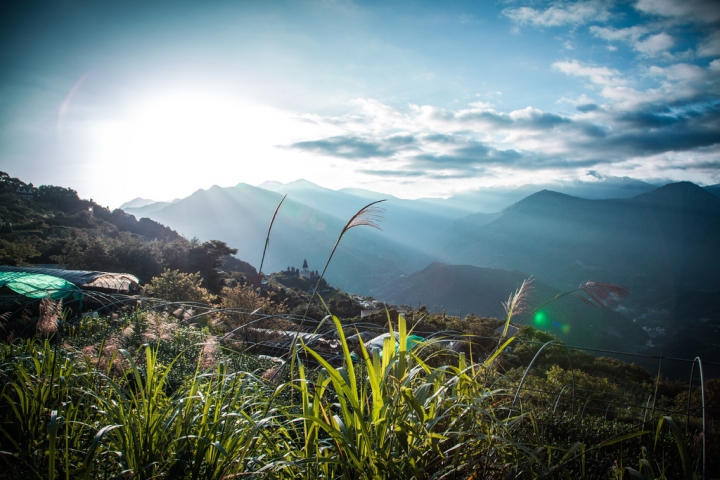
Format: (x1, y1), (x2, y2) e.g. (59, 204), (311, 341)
(0, 272), (82, 300)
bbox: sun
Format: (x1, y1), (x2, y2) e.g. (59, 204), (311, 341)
(85, 89), (327, 205)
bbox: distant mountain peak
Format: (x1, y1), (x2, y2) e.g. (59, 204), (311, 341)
(523, 189), (575, 200)
(258, 178), (323, 192)
(633, 181), (719, 208)
(120, 197), (159, 210)
(257, 180), (285, 190)
(505, 188), (583, 212)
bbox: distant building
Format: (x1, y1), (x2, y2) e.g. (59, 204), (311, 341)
(16, 184), (34, 200)
(300, 259), (311, 279)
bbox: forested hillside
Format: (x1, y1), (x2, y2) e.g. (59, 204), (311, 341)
(0, 172), (254, 291)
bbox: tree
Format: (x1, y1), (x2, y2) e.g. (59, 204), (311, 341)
(107, 234), (165, 282)
(0, 171), (27, 191)
(0, 239), (40, 265)
(35, 185), (86, 213)
(84, 237), (114, 270)
(187, 240), (238, 293)
(149, 269), (215, 303)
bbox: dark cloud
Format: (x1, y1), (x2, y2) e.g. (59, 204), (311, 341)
(290, 97), (720, 178)
(606, 128), (720, 155)
(617, 111), (683, 128)
(411, 141), (524, 170)
(452, 109), (513, 125)
(422, 133), (460, 144)
(452, 108), (571, 129)
(357, 169), (425, 177)
(291, 136), (396, 159)
(577, 103), (599, 112)
(290, 134), (425, 159)
(527, 112), (572, 128)
(673, 159), (720, 170)
(384, 135), (416, 146)
(580, 123), (610, 138)
(412, 141), (605, 172)
(589, 103), (720, 155)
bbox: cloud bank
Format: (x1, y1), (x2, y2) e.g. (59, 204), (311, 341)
(289, 57), (720, 183)
(284, 0), (720, 187)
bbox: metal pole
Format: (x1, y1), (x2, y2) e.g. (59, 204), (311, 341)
(685, 357), (706, 479)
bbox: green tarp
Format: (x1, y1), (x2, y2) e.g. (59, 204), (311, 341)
(0, 272), (82, 300)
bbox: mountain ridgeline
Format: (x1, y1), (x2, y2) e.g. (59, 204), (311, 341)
(437, 182), (720, 295)
(126, 180), (720, 299)
(123, 179), (720, 360)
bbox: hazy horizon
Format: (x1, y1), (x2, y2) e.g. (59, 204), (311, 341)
(2, 0), (719, 207)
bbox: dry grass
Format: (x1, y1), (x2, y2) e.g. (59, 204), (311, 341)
(576, 281), (632, 308)
(35, 298), (61, 337)
(199, 337), (218, 369)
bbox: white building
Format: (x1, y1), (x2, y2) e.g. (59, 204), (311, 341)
(299, 259), (311, 279)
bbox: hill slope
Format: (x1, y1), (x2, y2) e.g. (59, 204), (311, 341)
(0, 172), (253, 289)
(437, 182), (720, 298)
(375, 262), (647, 351)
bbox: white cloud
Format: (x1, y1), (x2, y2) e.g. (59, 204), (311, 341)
(554, 58), (720, 109)
(468, 100), (495, 109)
(590, 26), (674, 56)
(552, 60), (625, 86)
(649, 62), (706, 81)
(635, 32), (675, 55)
(289, 92), (720, 187)
(557, 93), (598, 105)
(590, 25), (648, 43)
(502, 1), (612, 27)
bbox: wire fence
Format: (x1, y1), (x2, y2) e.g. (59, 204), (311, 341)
(1, 288), (716, 431)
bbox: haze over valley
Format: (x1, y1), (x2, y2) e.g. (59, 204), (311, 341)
(118, 177), (720, 364)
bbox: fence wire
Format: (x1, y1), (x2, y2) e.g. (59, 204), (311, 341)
(1, 290), (716, 428)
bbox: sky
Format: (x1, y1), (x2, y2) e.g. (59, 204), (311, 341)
(1, 0), (719, 207)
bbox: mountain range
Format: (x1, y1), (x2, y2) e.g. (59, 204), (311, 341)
(436, 182), (720, 296)
(122, 178), (720, 356)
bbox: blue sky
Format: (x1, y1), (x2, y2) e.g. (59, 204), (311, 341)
(1, 0), (719, 206)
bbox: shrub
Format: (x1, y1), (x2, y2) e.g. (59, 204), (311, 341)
(149, 269), (215, 303)
(216, 283), (289, 330)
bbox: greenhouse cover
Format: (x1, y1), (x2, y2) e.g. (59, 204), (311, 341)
(0, 271), (81, 300)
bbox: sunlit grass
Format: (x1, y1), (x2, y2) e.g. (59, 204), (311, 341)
(0, 307), (702, 478)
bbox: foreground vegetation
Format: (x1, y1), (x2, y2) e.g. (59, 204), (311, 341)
(0, 301), (715, 479)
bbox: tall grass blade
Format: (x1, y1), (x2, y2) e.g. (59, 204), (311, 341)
(655, 416), (692, 480)
(258, 194), (287, 277)
(303, 199), (385, 320)
(48, 409), (57, 480)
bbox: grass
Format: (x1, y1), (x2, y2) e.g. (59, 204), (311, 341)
(0, 198), (713, 478)
(0, 306), (710, 479)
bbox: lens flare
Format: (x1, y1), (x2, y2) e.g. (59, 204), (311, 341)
(534, 311), (547, 327)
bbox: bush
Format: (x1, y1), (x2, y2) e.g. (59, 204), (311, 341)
(216, 283), (289, 330)
(149, 269), (215, 303)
